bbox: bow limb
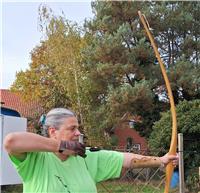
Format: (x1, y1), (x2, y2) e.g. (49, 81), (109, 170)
(138, 11), (177, 193)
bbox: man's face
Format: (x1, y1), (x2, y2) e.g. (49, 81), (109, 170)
(49, 116), (80, 141)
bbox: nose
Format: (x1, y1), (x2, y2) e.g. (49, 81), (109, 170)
(75, 129), (81, 136)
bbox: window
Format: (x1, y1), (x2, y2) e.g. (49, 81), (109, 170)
(132, 144), (141, 151)
(126, 137), (141, 152)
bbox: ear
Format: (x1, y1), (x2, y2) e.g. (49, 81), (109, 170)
(48, 127), (57, 139)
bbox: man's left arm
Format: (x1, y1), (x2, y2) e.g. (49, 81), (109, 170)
(122, 153), (178, 169)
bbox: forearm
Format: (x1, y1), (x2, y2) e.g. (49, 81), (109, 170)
(4, 132), (59, 154)
(123, 153), (163, 169)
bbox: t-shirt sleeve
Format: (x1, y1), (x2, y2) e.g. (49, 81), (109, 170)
(85, 150), (124, 183)
(9, 152), (44, 182)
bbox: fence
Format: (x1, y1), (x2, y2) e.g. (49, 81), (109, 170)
(2, 134), (200, 193)
(97, 149), (169, 193)
(97, 133), (193, 193)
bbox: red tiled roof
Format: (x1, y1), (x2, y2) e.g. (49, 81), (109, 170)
(0, 89), (43, 118)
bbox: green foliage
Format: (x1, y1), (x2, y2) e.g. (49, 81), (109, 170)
(11, 5), (90, 127)
(147, 1), (200, 103)
(148, 2), (200, 64)
(149, 99), (200, 189)
(83, 1), (162, 139)
(169, 59), (200, 101)
(110, 135), (119, 146)
(11, 2), (200, 144)
(83, 1), (200, 141)
(186, 168), (200, 192)
(104, 81), (154, 126)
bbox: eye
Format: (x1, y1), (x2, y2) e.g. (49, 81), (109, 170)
(69, 126), (78, 132)
(71, 127), (76, 132)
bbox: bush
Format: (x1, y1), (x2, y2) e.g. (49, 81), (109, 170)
(185, 168), (200, 193)
(149, 99), (200, 190)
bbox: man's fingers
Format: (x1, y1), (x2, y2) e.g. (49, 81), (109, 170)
(79, 152), (87, 158)
(78, 150), (87, 158)
(62, 140), (86, 158)
(80, 143), (85, 148)
(167, 154), (179, 167)
(168, 154), (178, 160)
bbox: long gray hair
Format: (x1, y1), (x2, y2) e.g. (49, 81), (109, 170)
(39, 108), (76, 137)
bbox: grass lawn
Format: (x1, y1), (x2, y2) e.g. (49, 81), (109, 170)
(2, 182), (178, 193)
(97, 181), (165, 193)
(1, 184), (23, 193)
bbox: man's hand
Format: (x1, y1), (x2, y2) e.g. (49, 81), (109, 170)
(160, 153), (179, 167)
(59, 141), (86, 158)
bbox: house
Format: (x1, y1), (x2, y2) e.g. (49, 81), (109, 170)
(0, 89), (44, 132)
(1, 106), (21, 117)
(114, 124), (148, 154)
(0, 89), (43, 118)
(110, 113), (148, 154)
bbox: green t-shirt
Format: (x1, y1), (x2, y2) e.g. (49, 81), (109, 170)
(9, 149), (123, 193)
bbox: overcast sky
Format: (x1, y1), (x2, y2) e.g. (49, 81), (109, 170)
(1, 1), (93, 89)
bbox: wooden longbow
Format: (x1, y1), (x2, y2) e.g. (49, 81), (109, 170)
(138, 11), (177, 193)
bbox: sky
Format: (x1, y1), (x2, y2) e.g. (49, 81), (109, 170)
(1, 0), (93, 89)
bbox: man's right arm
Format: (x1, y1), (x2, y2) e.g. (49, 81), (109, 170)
(4, 132), (60, 160)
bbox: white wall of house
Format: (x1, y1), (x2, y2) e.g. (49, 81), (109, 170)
(0, 115), (27, 185)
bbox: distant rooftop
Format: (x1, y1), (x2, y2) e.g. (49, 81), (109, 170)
(0, 89), (43, 118)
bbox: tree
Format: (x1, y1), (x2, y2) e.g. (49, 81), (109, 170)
(11, 2), (200, 145)
(11, 5), (90, 125)
(147, 1), (200, 102)
(148, 99), (200, 190)
(82, 1), (200, 142)
(83, 1), (171, 139)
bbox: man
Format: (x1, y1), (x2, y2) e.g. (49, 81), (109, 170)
(4, 108), (178, 193)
